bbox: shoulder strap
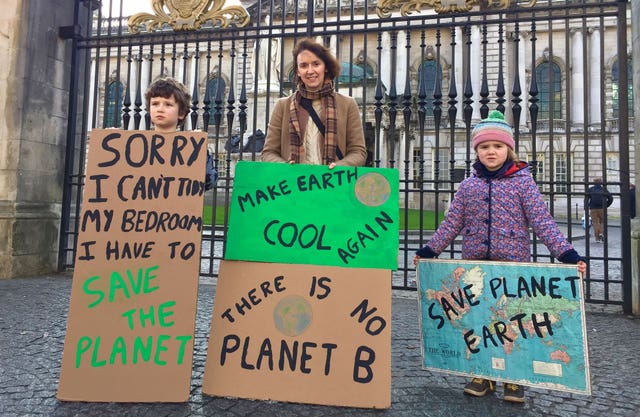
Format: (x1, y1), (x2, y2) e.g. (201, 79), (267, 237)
(299, 97), (325, 135)
(299, 97), (344, 160)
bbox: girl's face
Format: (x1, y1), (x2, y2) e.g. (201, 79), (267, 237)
(296, 49), (326, 91)
(150, 94), (183, 132)
(476, 141), (510, 171)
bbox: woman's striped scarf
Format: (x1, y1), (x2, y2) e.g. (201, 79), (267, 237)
(288, 80), (338, 164)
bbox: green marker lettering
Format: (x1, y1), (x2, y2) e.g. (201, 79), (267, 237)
(75, 336), (92, 367)
(109, 271), (131, 302)
(154, 334), (171, 365)
(91, 336), (106, 367)
(175, 335), (193, 365)
(127, 267), (144, 294)
(143, 265), (160, 294)
(109, 336), (127, 365)
(132, 335), (153, 364)
(83, 275), (104, 308)
(157, 300), (176, 327)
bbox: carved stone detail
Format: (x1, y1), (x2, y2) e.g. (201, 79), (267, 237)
(376, 0), (538, 18)
(128, 0), (250, 33)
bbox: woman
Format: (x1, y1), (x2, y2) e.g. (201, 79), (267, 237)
(260, 38), (367, 168)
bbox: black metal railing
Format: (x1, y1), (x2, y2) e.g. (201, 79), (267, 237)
(59, 0), (632, 313)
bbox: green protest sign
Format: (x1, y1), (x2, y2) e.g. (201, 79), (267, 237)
(225, 161), (399, 269)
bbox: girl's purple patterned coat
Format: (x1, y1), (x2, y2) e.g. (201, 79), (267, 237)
(426, 161), (575, 262)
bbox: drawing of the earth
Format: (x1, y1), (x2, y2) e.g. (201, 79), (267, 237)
(273, 295), (313, 337)
(354, 172), (390, 206)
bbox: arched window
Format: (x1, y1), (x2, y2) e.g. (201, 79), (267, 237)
(337, 62), (365, 84)
(105, 81), (123, 128)
(206, 76), (226, 115)
(417, 60), (443, 118)
(612, 58), (633, 118)
(361, 62), (375, 80)
(535, 61), (562, 120)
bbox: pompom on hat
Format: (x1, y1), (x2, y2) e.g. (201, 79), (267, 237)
(471, 110), (515, 150)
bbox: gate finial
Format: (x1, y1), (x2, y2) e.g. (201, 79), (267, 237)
(128, 0), (250, 33)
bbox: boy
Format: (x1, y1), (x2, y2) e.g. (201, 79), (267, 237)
(144, 77), (217, 189)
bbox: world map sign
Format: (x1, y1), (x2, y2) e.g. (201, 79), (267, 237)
(417, 259), (591, 395)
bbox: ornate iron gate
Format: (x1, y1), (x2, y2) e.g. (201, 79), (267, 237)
(59, 0), (633, 313)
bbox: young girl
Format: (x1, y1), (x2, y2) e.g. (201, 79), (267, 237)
(414, 110), (587, 403)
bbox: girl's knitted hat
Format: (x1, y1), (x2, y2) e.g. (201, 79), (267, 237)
(471, 110), (515, 150)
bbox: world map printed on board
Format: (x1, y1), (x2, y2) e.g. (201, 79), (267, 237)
(417, 259), (591, 395)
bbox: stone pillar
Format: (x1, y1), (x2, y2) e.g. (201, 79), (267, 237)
(588, 27), (602, 128)
(381, 32), (392, 97)
(87, 58), (97, 129)
(185, 52), (197, 130)
(140, 53), (151, 129)
(470, 26), (481, 122)
(396, 30), (407, 96)
(0, 0), (75, 278)
(517, 31), (529, 129)
(570, 28), (585, 129)
(454, 26), (463, 126)
(256, 16), (281, 94)
(631, 0), (640, 315)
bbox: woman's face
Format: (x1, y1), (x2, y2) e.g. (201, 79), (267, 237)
(296, 49), (326, 91)
(476, 141), (509, 171)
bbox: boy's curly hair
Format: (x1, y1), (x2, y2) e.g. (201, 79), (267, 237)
(145, 77), (192, 126)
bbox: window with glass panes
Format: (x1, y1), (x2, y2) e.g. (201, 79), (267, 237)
(412, 148), (422, 189)
(554, 153), (568, 193)
(535, 62), (562, 121)
(524, 153), (545, 191)
(606, 153), (620, 193)
(432, 148), (450, 189)
(105, 81), (123, 128)
(612, 58), (634, 118)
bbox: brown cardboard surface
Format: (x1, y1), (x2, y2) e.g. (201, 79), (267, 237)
(57, 130), (207, 402)
(202, 260), (392, 408)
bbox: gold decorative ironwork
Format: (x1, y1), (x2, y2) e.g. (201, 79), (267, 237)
(376, 0), (538, 18)
(128, 0), (250, 34)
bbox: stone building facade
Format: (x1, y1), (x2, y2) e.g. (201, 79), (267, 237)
(0, 0), (74, 278)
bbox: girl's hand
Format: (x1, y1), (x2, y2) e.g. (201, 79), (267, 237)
(413, 255), (420, 266)
(577, 260), (587, 276)
(328, 162), (336, 169)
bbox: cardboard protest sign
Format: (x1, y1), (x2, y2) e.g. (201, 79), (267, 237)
(417, 259), (591, 395)
(202, 260), (392, 408)
(225, 161), (399, 270)
(57, 129), (207, 402)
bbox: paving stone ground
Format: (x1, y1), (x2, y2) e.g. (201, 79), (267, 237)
(1, 272), (639, 417)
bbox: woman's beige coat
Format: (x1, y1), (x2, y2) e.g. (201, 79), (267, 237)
(260, 93), (367, 166)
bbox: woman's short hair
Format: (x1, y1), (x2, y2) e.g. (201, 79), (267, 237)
(291, 38), (341, 82)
